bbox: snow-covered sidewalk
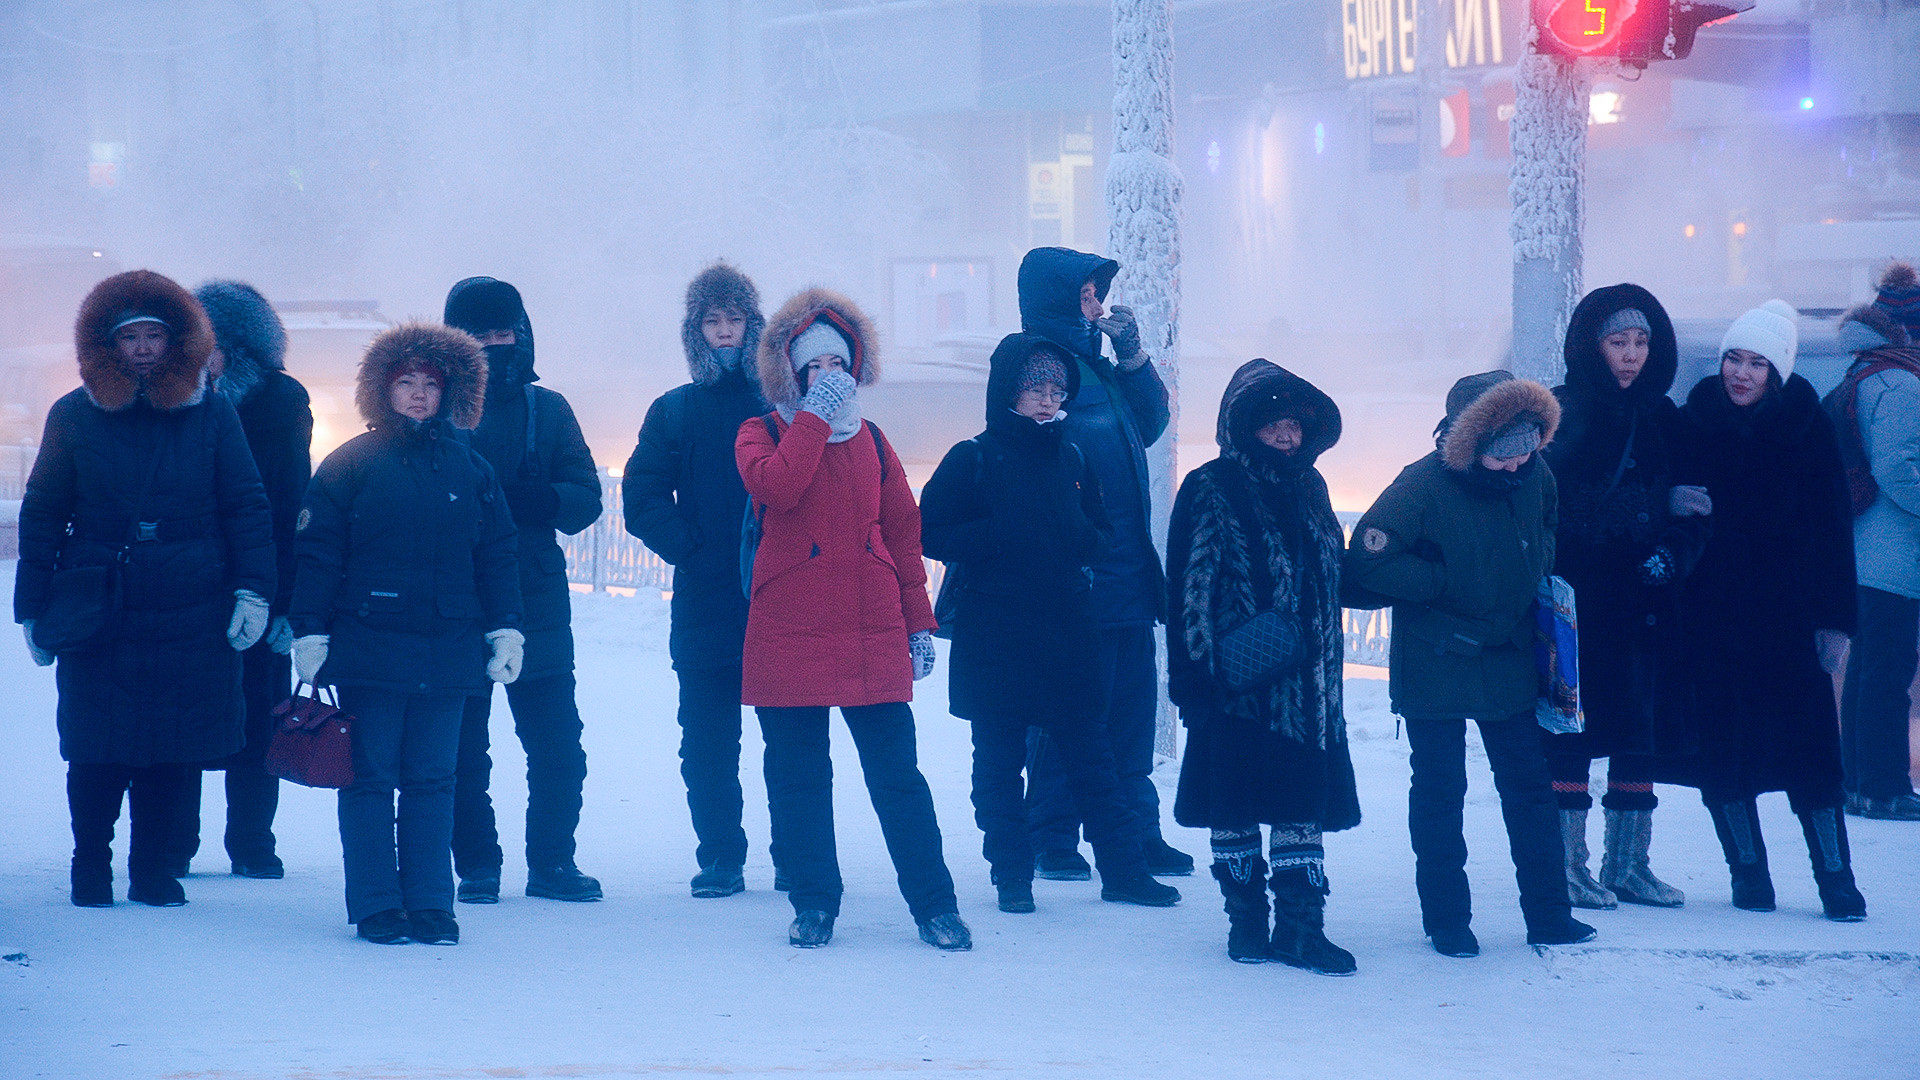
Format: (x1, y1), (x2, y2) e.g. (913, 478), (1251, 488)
(2, 581), (1915, 1079)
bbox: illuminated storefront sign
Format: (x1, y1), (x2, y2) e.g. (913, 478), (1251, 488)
(1342, 0), (1515, 79)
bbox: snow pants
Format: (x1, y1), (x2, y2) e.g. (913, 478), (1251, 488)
(971, 713), (1150, 887)
(339, 688), (463, 922)
(673, 661), (751, 871)
(1840, 586), (1919, 801)
(451, 672), (588, 877)
(1025, 623), (1163, 852)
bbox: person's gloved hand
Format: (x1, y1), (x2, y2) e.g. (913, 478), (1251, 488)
(1638, 546), (1678, 586)
(266, 616), (295, 655)
(486, 628), (526, 684)
(1095, 305), (1147, 370)
(227, 589), (270, 651)
(505, 481), (561, 528)
(910, 630), (937, 681)
(22, 621), (54, 667)
(1669, 485), (1712, 518)
(292, 635), (330, 684)
(1816, 629), (1850, 675)
(799, 369), (857, 423)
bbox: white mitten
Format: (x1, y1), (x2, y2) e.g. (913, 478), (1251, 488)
(799, 369), (857, 422)
(227, 589), (270, 651)
(266, 616), (295, 655)
(486, 628), (526, 684)
(22, 621), (54, 667)
(291, 634), (330, 684)
(909, 630), (937, 681)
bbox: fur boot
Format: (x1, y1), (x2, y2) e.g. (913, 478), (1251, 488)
(1560, 808), (1617, 909)
(1600, 809), (1684, 907)
(1212, 858), (1270, 963)
(1796, 806), (1866, 922)
(1269, 867), (1355, 976)
(1707, 799), (1774, 912)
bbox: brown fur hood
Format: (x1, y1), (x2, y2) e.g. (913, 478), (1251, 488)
(755, 287), (880, 408)
(354, 323), (488, 431)
(1439, 376), (1560, 472)
(75, 270), (216, 412)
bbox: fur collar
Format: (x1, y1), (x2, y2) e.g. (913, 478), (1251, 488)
(353, 323), (488, 431)
(75, 270), (215, 412)
(756, 287), (880, 409)
(194, 279), (287, 409)
(1440, 378), (1560, 472)
(682, 262), (766, 388)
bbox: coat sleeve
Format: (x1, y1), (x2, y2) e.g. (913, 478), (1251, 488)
(875, 427), (937, 635)
(1075, 447), (1110, 563)
(736, 410), (830, 513)
(210, 398), (278, 602)
(1115, 360), (1172, 447)
(622, 392), (700, 565)
(1540, 466), (1558, 576)
(1652, 403), (1711, 578)
(1862, 371), (1920, 519)
(13, 398), (79, 622)
(289, 456), (352, 638)
(472, 459), (525, 634)
(1800, 407), (1859, 635)
(541, 390), (602, 537)
(262, 380), (314, 613)
(917, 440), (991, 564)
(1342, 469), (1446, 607)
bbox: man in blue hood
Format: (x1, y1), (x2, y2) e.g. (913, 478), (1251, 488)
(1016, 247), (1192, 879)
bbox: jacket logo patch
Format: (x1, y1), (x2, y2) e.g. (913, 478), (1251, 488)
(296, 508), (311, 532)
(449, 492), (458, 501)
(1362, 527), (1388, 553)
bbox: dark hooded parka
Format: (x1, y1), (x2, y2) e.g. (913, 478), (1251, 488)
(624, 262), (768, 671)
(289, 325), (522, 694)
(1168, 361), (1360, 832)
(443, 278), (600, 681)
(919, 333), (1108, 723)
(16, 270), (277, 766)
(1675, 368), (1857, 803)
(1544, 284), (1706, 762)
(1017, 247), (1171, 625)
(1345, 373), (1561, 722)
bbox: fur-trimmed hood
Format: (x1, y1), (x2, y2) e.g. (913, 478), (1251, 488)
(194, 279), (288, 405)
(76, 270), (216, 412)
(354, 323), (488, 431)
(756, 287), (879, 408)
(682, 262), (765, 388)
(1438, 374), (1560, 472)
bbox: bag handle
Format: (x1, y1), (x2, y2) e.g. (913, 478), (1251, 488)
(293, 681), (339, 708)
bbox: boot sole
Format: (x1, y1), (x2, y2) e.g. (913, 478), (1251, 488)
(1034, 869), (1092, 882)
(692, 883), (746, 899)
(70, 896), (113, 908)
(1273, 955), (1356, 976)
(126, 889), (186, 907)
(1100, 890), (1180, 907)
(526, 888), (602, 902)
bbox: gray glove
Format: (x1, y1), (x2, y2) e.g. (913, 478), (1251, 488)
(22, 621), (54, 667)
(1816, 629), (1849, 676)
(910, 630), (937, 681)
(1669, 485), (1712, 518)
(292, 634), (329, 684)
(486, 627), (526, 684)
(799, 369), (857, 423)
(227, 589), (270, 651)
(266, 616), (295, 655)
(1095, 305), (1147, 370)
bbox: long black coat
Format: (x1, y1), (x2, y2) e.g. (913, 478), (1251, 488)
(1674, 373), (1856, 802)
(1544, 285), (1706, 762)
(920, 333), (1107, 724)
(233, 369), (314, 615)
(16, 271), (276, 767)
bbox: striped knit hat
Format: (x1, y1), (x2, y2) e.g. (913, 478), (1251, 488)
(1874, 263), (1920, 336)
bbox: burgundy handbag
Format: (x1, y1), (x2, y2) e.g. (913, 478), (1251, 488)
(265, 684), (356, 789)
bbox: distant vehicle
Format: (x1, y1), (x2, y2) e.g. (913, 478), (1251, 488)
(277, 300), (395, 458)
(1671, 309), (1850, 402)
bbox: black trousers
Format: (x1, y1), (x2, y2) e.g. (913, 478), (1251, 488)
(1026, 623), (1162, 851)
(972, 713), (1149, 886)
(756, 702), (957, 922)
(1840, 585), (1919, 801)
(676, 662), (751, 870)
(171, 642), (288, 868)
(69, 762), (198, 878)
(451, 672), (588, 876)
(1405, 715), (1569, 935)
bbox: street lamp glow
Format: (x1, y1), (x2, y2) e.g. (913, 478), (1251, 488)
(1589, 91), (1623, 125)
(1800, 97), (1815, 110)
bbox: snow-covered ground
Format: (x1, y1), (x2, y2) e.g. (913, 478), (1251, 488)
(2, 577), (1916, 1079)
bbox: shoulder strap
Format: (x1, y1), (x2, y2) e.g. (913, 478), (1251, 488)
(866, 420), (888, 484)
(1600, 409), (1639, 499)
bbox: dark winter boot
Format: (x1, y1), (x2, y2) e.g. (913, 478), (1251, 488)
(1707, 799), (1775, 912)
(995, 875), (1036, 914)
(1269, 868), (1356, 976)
(126, 768), (187, 907)
(789, 910), (834, 948)
(1211, 858), (1271, 963)
(67, 766), (122, 908)
(526, 863), (602, 902)
(691, 863), (746, 899)
(456, 872), (501, 904)
(1796, 806), (1866, 922)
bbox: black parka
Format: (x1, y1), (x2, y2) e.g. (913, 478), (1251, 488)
(920, 333), (1108, 723)
(16, 271), (276, 766)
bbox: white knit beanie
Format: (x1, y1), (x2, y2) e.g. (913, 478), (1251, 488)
(789, 320), (854, 374)
(1719, 299), (1799, 380)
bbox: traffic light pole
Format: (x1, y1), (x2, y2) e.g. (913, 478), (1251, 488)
(1508, 51), (1595, 385)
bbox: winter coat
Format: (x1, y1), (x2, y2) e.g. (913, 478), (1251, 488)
(1841, 353), (1920, 600)
(920, 333), (1106, 724)
(1543, 284), (1706, 761)
(16, 271), (276, 766)
(1673, 372), (1855, 800)
(1345, 375), (1561, 722)
(290, 324), (522, 695)
(624, 263), (767, 671)
(445, 277), (601, 681)
(197, 280), (314, 616)
(1168, 360), (1359, 831)
(1017, 247), (1171, 625)
(736, 288), (935, 708)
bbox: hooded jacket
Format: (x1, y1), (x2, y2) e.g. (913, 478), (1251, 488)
(1168, 360), (1359, 831)
(1542, 284), (1705, 759)
(920, 333), (1108, 722)
(196, 280), (314, 617)
(1345, 374), (1561, 721)
(623, 262), (768, 670)
(291, 324), (522, 695)
(444, 277), (600, 680)
(16, 270), (276, 765)
(735, 288), (935, 707)
(1825, 304), (1920, 600)
(1017, 247), (1170, 624)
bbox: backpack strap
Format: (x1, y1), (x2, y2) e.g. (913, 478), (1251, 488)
(865, 420), (888, 485)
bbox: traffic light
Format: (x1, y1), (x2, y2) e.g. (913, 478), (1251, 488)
(1531, 0), (1754, 63)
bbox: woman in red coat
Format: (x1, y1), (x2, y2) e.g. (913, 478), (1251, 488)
(736, 287), (968, 951)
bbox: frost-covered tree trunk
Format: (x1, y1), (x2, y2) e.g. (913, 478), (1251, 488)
(1508, 52), (1594, 385)
(1107, 0), (1183, 757)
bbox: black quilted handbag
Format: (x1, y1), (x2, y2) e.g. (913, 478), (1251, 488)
(1215, 609), (1307, 694)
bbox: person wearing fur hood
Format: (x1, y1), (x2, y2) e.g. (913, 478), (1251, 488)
(1674, 300), (1867, 922)
(734, 288), (968, 951)
(15, 270), (277, 909)
(155, 280), (314, 882)
(624, 262), (770, 900)
(289, 323), (524, 945)
(1167, 360), (1359, 974)
(1346, 371), (1596, 956)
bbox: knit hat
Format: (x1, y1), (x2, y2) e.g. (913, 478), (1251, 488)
(1483, 420), (1543, 460)
(1016, 352), (1069, 395)
(789, 319), (854, 373)
(443, 278), (526, 334)
(110, 311), (171, 335)
(1719, 299), (1799, 380)
(1599, 307), (1650, 340)
(1874, 263), (1920, 336)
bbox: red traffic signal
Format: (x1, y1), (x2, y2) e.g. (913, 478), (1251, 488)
(1531, 0), (1753, 62)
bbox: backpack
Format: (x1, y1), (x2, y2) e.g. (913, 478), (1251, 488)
(1822, 347), (1920, 516)
(739, 415), (888, 598)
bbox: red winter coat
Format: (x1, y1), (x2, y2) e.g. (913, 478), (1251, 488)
(736, 410), (937, 707)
